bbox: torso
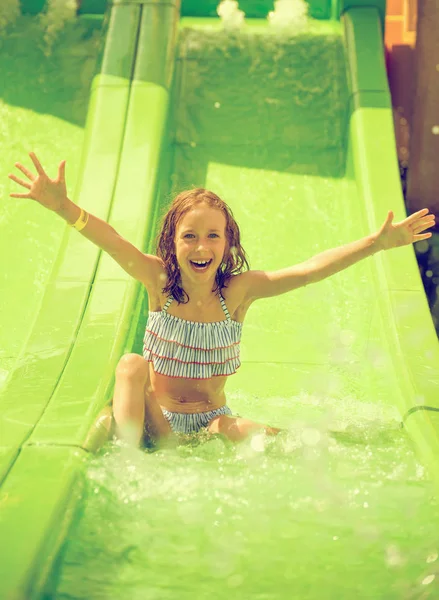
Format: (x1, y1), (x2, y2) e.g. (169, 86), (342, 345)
(144, 261), (252, 413)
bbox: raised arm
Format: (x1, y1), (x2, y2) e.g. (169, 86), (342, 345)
(56, 197), (163, 289)
(242, 209), (436, 302)
(8, 152), (163, 291)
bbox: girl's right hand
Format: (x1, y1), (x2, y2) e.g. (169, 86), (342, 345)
(8, 152), (68, 213)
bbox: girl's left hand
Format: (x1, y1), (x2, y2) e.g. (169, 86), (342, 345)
(375, 208), (436, 250)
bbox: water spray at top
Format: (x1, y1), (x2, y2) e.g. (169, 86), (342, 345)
(217, 0), (245, 31)
(268, 0), (309, 32)
(40, 0), (77, 56)
(0, 0), (20, 33)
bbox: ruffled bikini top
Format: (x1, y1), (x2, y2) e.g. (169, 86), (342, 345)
(142, 293), (242, 379)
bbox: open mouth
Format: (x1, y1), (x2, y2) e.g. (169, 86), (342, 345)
(189, 259), (212, 272)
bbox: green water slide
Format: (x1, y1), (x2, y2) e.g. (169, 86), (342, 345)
(1, 0), (439, 597)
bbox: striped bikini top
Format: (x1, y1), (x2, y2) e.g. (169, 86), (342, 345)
(142, 293), (242, 379)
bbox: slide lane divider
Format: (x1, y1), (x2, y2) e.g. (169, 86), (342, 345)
(343, 7), (439, 487)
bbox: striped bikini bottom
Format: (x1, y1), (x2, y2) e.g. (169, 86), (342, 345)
(161, 405), (233, 434)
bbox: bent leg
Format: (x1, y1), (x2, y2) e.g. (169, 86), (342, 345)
(112, 353), (172, 447)
(207, 414), (282, 443)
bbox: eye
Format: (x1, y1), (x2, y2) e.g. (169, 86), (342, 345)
(183, 233), (195, 239)
(209, 233), (219, 238)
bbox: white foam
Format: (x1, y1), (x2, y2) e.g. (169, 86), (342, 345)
(268, 0), (308, 33)
(217, 0), (245, 31)
(39, 0), (77, 57)
(0, 0), (20, 33)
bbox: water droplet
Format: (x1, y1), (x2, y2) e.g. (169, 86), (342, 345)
(416, 240), (429, 254)
(228, 574), (244, 588)
(250, 433), (266, 452)
(301, 428), (320, 446)
(340, 329), (356, 346)
(386, 544), (405, 566)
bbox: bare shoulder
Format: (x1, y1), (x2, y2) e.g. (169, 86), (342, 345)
(142, 254), (167, 311)
(221, 271), (255, 321)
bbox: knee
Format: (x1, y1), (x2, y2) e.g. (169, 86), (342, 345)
(115, 353), (149, 383)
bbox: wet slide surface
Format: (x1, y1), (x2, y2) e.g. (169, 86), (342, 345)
(48, 17), (439, 600)
(0, 15), (103, 378)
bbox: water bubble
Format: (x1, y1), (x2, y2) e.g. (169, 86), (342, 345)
(190, 141), (197, 147)
(363, 502), (369, 508)
(422, 574), (435, 585)
(432, 126), (439, 135)
(426, 552), (438, 563)
(227, 574), (244, 588)
(416, 240), (429, 254)
(340, 329), (356, 346)
(301, 428), (320, 446)
(214, 102), (221, 109)
(333, 536), (339, 541)
(426, 270), (433, 278)
(0, 368), (9, 390)
(386, 544), (405, 567)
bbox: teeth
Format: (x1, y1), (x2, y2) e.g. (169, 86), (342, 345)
(192, 260), (209, 265)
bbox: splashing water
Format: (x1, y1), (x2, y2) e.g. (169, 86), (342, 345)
(268, 0), (309, 33)
(39, 0), (77, 57)
(217, 0), (245, 31)
(0, 0), (20, 33)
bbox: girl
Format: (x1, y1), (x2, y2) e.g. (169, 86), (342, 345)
(8, 152), (436, 447)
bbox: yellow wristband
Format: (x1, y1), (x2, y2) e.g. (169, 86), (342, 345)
(71, 208), (89, 231)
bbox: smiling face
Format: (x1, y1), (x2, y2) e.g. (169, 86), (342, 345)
(174, 202), (228, 286)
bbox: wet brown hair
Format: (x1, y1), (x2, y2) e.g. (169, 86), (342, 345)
(156, 188), (250, 304)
